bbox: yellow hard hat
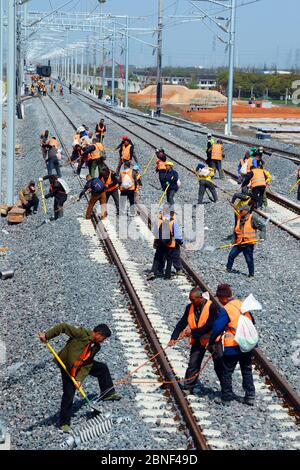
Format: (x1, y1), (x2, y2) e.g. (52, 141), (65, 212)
(165, 161), (174, 166)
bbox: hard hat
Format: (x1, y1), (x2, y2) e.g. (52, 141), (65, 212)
(165, 161), (174, 166)
(133, 164), (140, 171)
(77, 126), (85, 133)
(122, 135), (129, 141)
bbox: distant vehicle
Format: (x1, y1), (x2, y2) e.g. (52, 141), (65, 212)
(36, 65), (51, 78)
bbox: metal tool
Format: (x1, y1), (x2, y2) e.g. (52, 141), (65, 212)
(39, 180), (49, 225)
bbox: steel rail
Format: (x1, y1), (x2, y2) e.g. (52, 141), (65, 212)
(40, 95), (211, 450)
(45, 94), (300, 417)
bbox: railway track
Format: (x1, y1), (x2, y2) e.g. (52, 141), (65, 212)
(39, 95), (300, 449)
(64, 89), (300, 240)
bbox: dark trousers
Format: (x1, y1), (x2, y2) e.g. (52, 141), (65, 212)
(227, 244), (255, 276)
(116, 159), (131, 175)
(120, 190), (135, 214)
(221, 352), (255, 401)
(47, 159), (61, 178)
(60, 361), (115, 426)
(106, 188), (119, 214)
(88, 158), (106, 178)
(252, 186), (265, 209)
(165, 245), (182, 279)
(167, 189), (176, 208)
(158, 171), (166, 190)
(211, 160), (224, 179)
(184, 343), (223, 388)
(151, 243), (167, 276)
(54, 195), (67, 220)
(22, 197), (39, 214)
(298, 185), (300, 201)
(198, 181), (218, 204)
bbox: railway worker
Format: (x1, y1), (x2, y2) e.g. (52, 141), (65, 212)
(147, 205), (183, 280)
(241, 165), (268, 209)
(168, 287), (223, 394)
(211, 139), (225, 179)
(162, 162), (179, 209)
(231, 188), (253, 214)
(38, 323), (121, 431)
(30, 84), (36, 96)
(95, 119), (107, 143)
(59, 85), (64, 96)
(50, 83), (54, 94)
(115, 136), (137, 174)
(208, 284), (256, 406)
(195, 162), (217, 205)
(78, 174), (107, 220)
(40, 130), (50, 161)
(206, 134), (215, 167)
(119, 161), (138, 216)
(82, 138), (106, 177)
(237, 151), (253, 183)
(99, 166), (120, 215)
(47, 140), (62, 178)
(19, 180), (39, 215)
(40, 175), (68, 220)
(155, 148), (167, 189)
(226, 205), (266, 278)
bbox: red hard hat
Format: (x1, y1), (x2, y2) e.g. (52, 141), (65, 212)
(122, 135), (129, 141)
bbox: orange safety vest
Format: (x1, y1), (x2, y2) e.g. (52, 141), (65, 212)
(188, 301), (212, 347)
(88, 142), (104, 161)
(223, 299), (253, 348)
(156, 158), (167, 171)
(101, 171), (118, 193)
(211, 144), (223, 161)
(235, 214), (257, 245)
(297, 169), (300, 184)
(135, 173), (142, 193)
(240, 158), (253, 173)
(157, 217), (176, 248)
(49, 138), (58, 148)
(96, 124), (105, 136)
(250, 168), (267, 188)
(70, 341), (93, 378)
(120, 169), (135, 191)
(121, 144), (132, 162)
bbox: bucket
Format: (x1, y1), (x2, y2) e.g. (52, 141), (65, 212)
(0, 269), (15, 280)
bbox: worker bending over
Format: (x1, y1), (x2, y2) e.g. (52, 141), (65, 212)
(195, 163), (217, 205)
(40, 175), (69, 220)
(99, 166), (120, 215)
(82, 138), (106, 178)
(169, 287), (223, 394)
(155, 148), (167, 189)
(95, 119), (106, 143)
(19, 180), (39, 215)
(242, 165), (268, 209)
(208, 284), (256, 406)
(78, 175), (107, 220)
(39, 323), (120, 431)
(119, 161), (139, 217)
(226, 205), (266, 278)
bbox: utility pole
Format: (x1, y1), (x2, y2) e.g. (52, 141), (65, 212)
(99, 0), (106, 98)
(156, 0), (163, 116)
(225, 0), (236, 136)
(81, 48), (84, 89)
(7, 0), (16, 204)
(125, 15), (129, 108)
(285, 88), (289, 105)
(111, 22), (116, 105)
(0, 0), (3, 203)
(238, 86), (242, 100)
(102, 50), (106, 99)
(75, 49), (78, 87)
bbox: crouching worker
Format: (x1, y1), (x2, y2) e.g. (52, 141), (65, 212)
(19, 180), (39, 215)
(168, 287), (223, 394)
(40, 175), (69, 220)
(38, 323), (121, 431)
(78, 174), (107, 220)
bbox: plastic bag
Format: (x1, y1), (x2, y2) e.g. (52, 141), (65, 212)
(57, 151), (62, 161)
(58, 178), (70, 195)
(121, 173), (133, 190)
(240, 161), (248, 176)
(235, 315), (259, 353)
(177, 179), (181, 188)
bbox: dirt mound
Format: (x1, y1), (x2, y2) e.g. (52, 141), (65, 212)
(137, 85), (227, 107)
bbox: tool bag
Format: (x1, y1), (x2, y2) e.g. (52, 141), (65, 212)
(91, 178), (106, 193)
(235, 314), (259, 352)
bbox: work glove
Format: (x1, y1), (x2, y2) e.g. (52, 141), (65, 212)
(38, 177), (43, 182)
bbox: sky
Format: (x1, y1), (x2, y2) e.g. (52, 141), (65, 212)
(21, 0), (300, 69)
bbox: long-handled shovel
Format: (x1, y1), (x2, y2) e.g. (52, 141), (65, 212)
(38, 180), (49, 226)
(143, 154), (155, 176)
(290, 179), (300, 193)
(44, 341), (102, 413)
(158, 176), (174, 207)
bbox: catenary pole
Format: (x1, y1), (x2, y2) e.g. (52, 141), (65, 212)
(225, 0), (236, 136)
(125, 15), (129, 108)
(7, 0), (16, 204)
(0, 0), (4, 202)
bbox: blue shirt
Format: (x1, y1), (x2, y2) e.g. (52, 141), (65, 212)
(153, 214), (182, 241)
(163, 169), (179, 192)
